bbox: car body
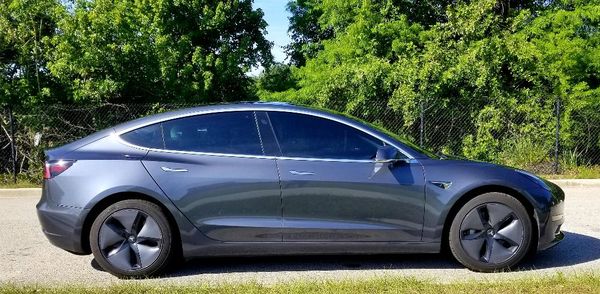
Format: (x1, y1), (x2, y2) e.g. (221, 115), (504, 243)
(37, 102), (565, 276)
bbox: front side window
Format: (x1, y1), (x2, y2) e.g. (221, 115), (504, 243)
(161, 111), (263, 155)
(268, 112), (384, 160)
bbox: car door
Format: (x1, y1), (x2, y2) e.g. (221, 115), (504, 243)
(137, 111), (282, 242)
(266, 111), (425, 242)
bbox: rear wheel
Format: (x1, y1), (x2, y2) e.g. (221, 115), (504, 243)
(90, 199), (173, 278)
(448, 192), (532, 272)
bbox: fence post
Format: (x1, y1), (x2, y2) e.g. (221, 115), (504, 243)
(419, 100), (424, 147)
(8, 105), (17, 183)
(554, 97), (560, 174)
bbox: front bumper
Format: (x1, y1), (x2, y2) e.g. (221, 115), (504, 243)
(36, 197), (89, 254)
(537, 182), (565, 251)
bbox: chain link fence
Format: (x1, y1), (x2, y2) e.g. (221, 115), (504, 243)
(1, 101), (600, 185)
(0, 107), (16, 181)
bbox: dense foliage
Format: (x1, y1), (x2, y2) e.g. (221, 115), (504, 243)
(0, 0), (64, 107)
(259, 0), (600, 170)
(1, 0), (599, 178)
(1, 0), (272, 107)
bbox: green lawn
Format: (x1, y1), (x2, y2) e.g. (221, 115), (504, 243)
(0, 174), (40, 189)
(0, 181), (40, 189)
(0, 180), (40, 189)
(542, 165), (600, 180)
(1, 274), (600, 294)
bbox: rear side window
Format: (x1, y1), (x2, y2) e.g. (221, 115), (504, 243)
(120, 123), (163, 149)
(268, 112), (384, 160)
(162, 111), (263, 155)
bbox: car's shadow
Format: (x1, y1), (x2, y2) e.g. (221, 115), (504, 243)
(518, 231), (600, 270)
(91, 231), (600, 277)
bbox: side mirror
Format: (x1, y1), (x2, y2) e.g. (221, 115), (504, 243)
(371, 146), (406, 178)
(375, 146), (400, 163)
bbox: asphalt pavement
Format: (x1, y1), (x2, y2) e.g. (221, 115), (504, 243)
(0, 185), (599, 285)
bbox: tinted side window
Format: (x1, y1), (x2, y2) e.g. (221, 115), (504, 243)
(120, 123), (163, 149)
(162, 111), (263, 155)
(268, 112), (384, 160)
(255, 111), (281, 156)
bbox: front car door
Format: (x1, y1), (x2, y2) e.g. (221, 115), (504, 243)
(265, 111), (425, 242)
(129, 111), (282, 242)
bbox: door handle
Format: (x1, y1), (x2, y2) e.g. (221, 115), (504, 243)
(123, 154), (143, 160)
(161, 167), (188, 173)
(289, 170), (315, 176)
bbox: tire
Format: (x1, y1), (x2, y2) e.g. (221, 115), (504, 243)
(448, 192), (533, 272)
(90, 199), (173, 278)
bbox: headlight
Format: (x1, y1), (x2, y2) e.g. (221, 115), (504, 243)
(515, 169), (551, 191)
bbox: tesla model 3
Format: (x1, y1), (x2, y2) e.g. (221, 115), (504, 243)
(37, 102), (565, 277)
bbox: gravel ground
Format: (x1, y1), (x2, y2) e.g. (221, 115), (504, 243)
(0, 186), (599, 286)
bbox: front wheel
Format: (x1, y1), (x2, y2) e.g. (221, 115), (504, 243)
(448, 192), (533, 272)
(90, 199), (173, 278)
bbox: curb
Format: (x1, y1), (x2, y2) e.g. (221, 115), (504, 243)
(1, 179), (600, 198)
(549, 179), (600, 188)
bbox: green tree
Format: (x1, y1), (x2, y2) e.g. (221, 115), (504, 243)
(263, 0), (600, 170)
(285, 0), (465, 67)
(285, 0), (333, 66)
(152, 0), (273, 102)
(49, 0), (273, 104)
(256, 63), (297, 93)
(0, 0), (64, 107)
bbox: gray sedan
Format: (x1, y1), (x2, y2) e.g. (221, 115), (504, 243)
(37, 102), (565, 277)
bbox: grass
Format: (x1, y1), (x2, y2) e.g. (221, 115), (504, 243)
(0, 180), (40, 189)
(0, 181), (40, 189)
(543, 165), (600, 179)
(1, 274), (600, 294)
(0, 176), (40, 189)
(0, 173), (41, 188)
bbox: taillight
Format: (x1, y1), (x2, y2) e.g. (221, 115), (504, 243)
(43, 160), (76, 179)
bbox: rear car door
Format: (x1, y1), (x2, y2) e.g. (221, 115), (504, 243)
(265, 111), (425, 242)
(122, 111), (282, 242)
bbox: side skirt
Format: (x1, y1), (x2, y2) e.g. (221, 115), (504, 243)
(182, 241), (440, 259)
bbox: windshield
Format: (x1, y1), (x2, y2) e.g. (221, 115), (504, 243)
(363, 121), (438, 159)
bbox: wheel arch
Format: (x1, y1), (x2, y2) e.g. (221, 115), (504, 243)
(440, 185), (539, 254)
(80, 191), (182, 258)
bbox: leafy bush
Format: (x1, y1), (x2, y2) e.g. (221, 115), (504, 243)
(497, 137), (553, 173)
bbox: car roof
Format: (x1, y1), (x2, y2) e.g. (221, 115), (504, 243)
(113, 102), (335, 133)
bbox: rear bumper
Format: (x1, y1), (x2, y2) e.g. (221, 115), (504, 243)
(36, 198), (89, 254)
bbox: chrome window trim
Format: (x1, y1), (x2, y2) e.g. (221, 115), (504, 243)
(275, 156), (375, 163)
(116, 133), (418, 163)
(114, 107), (415, 160)
(114, 133), (274, 160)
